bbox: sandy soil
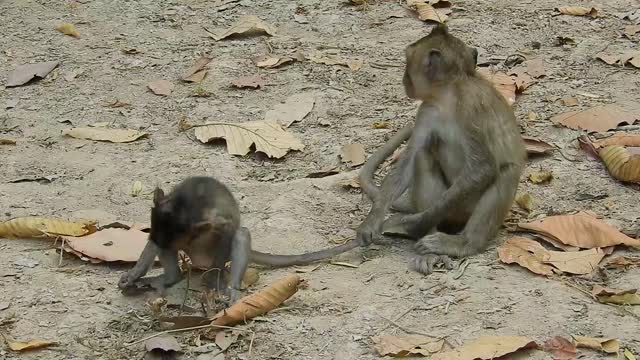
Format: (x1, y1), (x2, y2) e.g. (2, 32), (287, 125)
(1, 0), (639, 359)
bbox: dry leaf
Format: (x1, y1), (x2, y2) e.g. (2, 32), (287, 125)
(105, 100), (130, 108)
(432, 336), (538, 360)
(592, 133), (640, 149)
(556, 6), (598, 18)
(595, 51), (640, 68)
(231, 75), (266, 89)
(523, 136), (554, 155)
(56, 22), (80, 37)
(61, 228), (150, 262)
(338, 176), (361, 189)
(591, 286), (640, 305)
(211, 15), (276, 41)
(5, 337), (57, 352)
(373, 335), (444, 356)
(477, 68), (516, 105)
(194, 120), (304, 159)
(215, 331), (239, 352)
(254, 55), (295, 68)
(0, 216), (96, 239)
(145, 335), (181, 353)
(147, 80), (174, 96)
(518, 211), (640, 249)
(241, 268), (260, 289)
(625, 349), (637, 360)
(0, 139), (17, 145)
(209, 274), (301, 326)
(131, 181), (144, 197)
(525, 57), (546, 78)
(528, 170), (553, 184)
(497, 237), (556, 276)
(407, 0), (450, 23)
(509, 68), (535, 92)
(372, 121), (390, 129)
(544, 336), (577, 360)
(264, 93), (315, 127)
(550, 104), (640, 133)
(309, 53), (364, 71)
(561, 96), (579, 107)
(543, 248), (605, 274)
(515, 193), (534, 212)
(340, 143), (366, 167)
(624, 25), (640, 36)
(604, 255), (640, 270)
(572, 336), (620, 354)
(182, 56), (211, 83)
(63, 127), (148, 143)
(6, 61), (59, 87)
(598, 145), (640, 183)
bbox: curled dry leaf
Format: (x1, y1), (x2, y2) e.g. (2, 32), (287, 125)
(528, 170), (553, 184)
(63, 127), (149, 143)
(543, 336), (577, 360)
(4, 337), (57, 352)
(543, 248), (605, 274)
(373, 335), (444, 356)
(477, 68), (516, 105)
(432, 336), (538, 360)
(592, 133), (640, 149)
(254, 55), (295, 69)
(407, 0), (451, 23)
(56, 22), (80, 37)
(340, 143), (366, 167)
(550, 104), (640, 133)
(591, 286), (640, 305)
(264, 93), (315, 127)
(209, 273), (301, 326)
(515, 193), (534, 212)
(194, 120), (305, 159)
(556, 6), (598, 18)
(595, 51), (640, 69)
(147, 79), (174, 96)
(508, 67), (535, 92)
(498, 237), (555, 276)
(182, 56), (211, 83)
(211, 15), (276, 41)
(0, 217), (96, 239)
(625, 349), (638, 360)
(572, 336), (620, 354)
(518, 211), (640, 249)
(309, 53), (364, 71)
(231, 75), (266, 89)
(598, 145), (640, 183)
(61, 228), (150, 263)
(0, 139), (17, 145)
(6, 61), (59, 87)
(145, 335), (181, 353)
(523, 136), (554, 156)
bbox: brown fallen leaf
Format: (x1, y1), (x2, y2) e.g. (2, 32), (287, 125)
(105, 99), (131, 108)
(145, 335), (181, 354)
(147, 80), (174, 96)
(598, 145), (640, 183)
(508, 67), (535, 92)
(340, 144), (366, 167)
(518, 211), (640, 249)
(211, 15), (276, 41)
(56, 22), (80, 37)
(264, 93), (315, 127)
(595, 51), (640, 69)
(592, 133), (640, 149)
(515, 193), (534, 212)
(193, 120), (305, 159)
(524, 57), (546, 78)
(3, 336), (57, 352)
(6, 61), (59, 87)
(0, 139), (17, 145)
(497, 237), (555, 276)
(477, 68), (516, 105)
(523, 136), (554, 156)
(543, 248), (605, 275)
(550, 104), (640, 133)
(556, 6), (598, 18)
(561, 96), (579, 107)
(254, 55), (295, 69)
(63, 127), (149, 143)
(0, 216), (96, 239)
(309, 53), (364, 71)
(432, 336), (538, 360)
(407, 0), (450, 23)
(182, 56), (211, 82)
(231, 75), (266, 89)
(209, 273), (301, 326)
(591, 286), (640, 305)
(61, 228), (150, 263)
(604, 255), (640, 270)
(572, 336), (620, 354)
(544, 336), (577, 360)
(373, 335), (444, 357)
(338, 176), (361, 189)
(528, 170), (553, 184)
(625, 25), (640, 36)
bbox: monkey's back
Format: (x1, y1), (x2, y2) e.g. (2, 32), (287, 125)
(170, 176), (241, 229)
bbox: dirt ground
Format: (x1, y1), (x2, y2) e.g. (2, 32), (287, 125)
(1, 0), (639, 359)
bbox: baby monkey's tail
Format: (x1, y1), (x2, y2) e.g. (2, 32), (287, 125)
(250, 240), (360, 267)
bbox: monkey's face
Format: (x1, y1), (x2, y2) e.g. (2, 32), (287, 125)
(149, 203), (190, 250)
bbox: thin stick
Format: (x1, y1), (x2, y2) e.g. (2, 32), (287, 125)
(376, 312), (438, 338)
(124, 323), (250, 347)
(179, 261), (192, 316)
(58, 237), (65, 267)
(248, 331), (256, 354)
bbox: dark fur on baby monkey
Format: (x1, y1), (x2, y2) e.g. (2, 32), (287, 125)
(356, 24), (526, 274)
(118, 176), (359, 303)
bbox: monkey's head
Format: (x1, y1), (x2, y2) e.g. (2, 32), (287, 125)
(149, 187), (190, 249)
(403, 24), (478, 99)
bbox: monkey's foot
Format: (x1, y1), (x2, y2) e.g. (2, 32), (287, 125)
(411, 254), (456, 274)
(414, 232), (467, 257)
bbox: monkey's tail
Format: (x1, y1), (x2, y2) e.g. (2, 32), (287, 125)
(250, 240), (360, 267)
(359, 125), (413, 201)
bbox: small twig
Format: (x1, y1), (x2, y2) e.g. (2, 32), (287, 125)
(180, 261), (192, 316)
(376, 312), (438, 338)
(453, 259), (470, 280)
(124, 323), (250, 347)
(248, 331), (256, 354)
(58, 237), (66, 267)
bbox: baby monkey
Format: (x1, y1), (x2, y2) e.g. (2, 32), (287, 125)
(356, 24), (526, 274)
(119, 176), (358, 303)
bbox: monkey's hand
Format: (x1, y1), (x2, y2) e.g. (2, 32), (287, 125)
(383, 213), (433, 239)
(118, 271), (139, 290)
(356, 212), (384, 246)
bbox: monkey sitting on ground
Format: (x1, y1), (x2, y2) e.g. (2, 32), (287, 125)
(118, 176), (359, 303)
(356, 24), (526, 274)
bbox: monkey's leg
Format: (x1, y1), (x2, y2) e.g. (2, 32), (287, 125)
(118, 240), (158, 290)
(227, 227), (251, 304)
(415, 165), (520, 258)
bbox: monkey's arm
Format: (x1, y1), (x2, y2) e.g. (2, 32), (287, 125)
(118, 239), (158, 290)
(136, 247), (183, 294)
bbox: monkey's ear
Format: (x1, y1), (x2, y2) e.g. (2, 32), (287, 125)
(423, 49), (443, 79)
(153, 188), (165, 205)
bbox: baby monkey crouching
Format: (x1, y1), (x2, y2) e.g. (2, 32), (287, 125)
(119, 176), (358, 303)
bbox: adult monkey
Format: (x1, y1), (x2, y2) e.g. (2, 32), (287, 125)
(356, 24), (526, 274)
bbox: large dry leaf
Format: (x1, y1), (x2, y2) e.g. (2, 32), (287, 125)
(147, 80), (174, 96)
(543, 248), (605, 274)
(572, 336), (620, 354)
(592, 286), (640, 305)
(63, 127), (148, 143)
(477, 68), (516, 105)
(340, 143), (366, 167)
(373, 335), (444, 356)
(595, 51), (640, 69)
(209, 274), (301, 326)
(556, 6), (598, 18)
(62, 228), (150, 263)
(231, 75), (266, 89)
(598, 145), (640, 183)
(550, 104), (640, 133)
(6, 61), (59, 87)
(0, 216), (96, 239)
(309, 53), (364, 71)
(523, 136), (554, 156)
(211, 15), (276, 41)
(592, 133), (640, 149)
(518, 212), (640, 249)
(254, 55), (296, 69)
(431, 336), (538, 360)
(194, 121), (304, 159)
(498, 237), (556, 276)
(56, 23), (80, 37)
(182, 56), (211, 82)
(264, 93), (315, 127)
(543, 336), (576, 360)
(4, 337), (57, 352)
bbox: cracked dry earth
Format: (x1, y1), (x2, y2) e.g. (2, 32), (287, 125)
(1, 0), (639, 359)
